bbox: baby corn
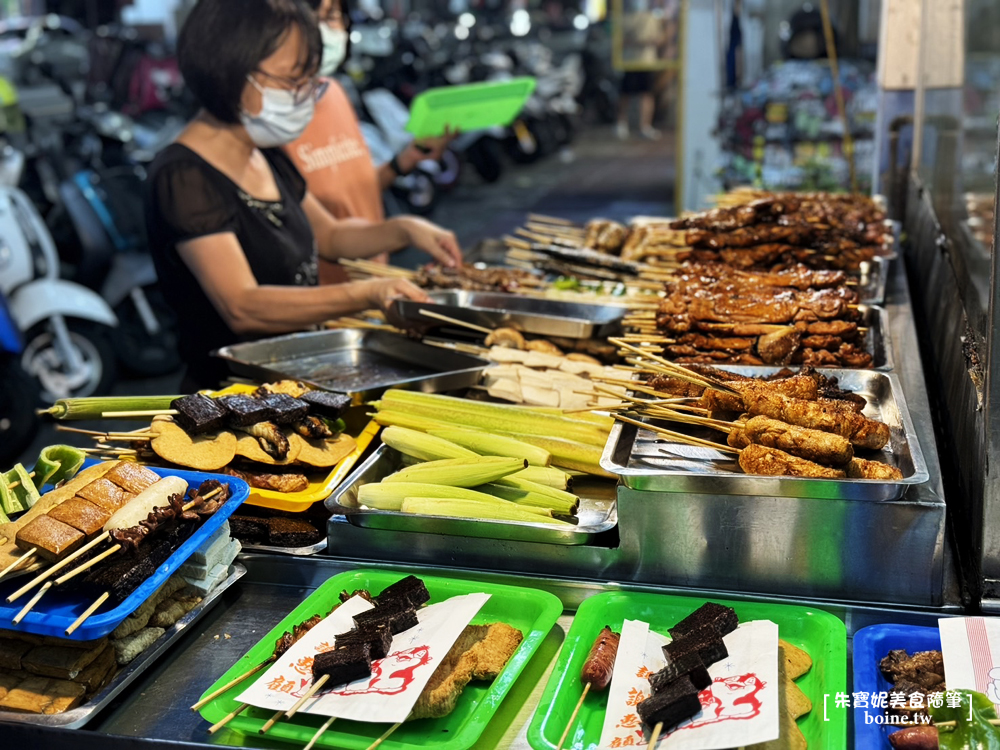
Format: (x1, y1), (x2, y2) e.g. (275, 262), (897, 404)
(427, 428), (551, 466)
(380, 425), (476, 462)
(358, 482), (552, 515)
(510, 466), (572, 490)
(383, 457), (527, 487)
(400, 498), (572, 525)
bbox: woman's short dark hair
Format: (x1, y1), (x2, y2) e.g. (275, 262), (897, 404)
(178, 0), (321, 124)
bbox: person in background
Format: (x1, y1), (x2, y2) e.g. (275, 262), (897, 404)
(288, 0), (457, 284)
(616, 4), (663, 140)
(146, 0), (462, 389)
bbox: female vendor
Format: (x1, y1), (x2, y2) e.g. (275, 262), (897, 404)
(146, 0), (461, 389)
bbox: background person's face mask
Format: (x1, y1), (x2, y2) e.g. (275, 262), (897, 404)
(319, 26), (348, 76)
(240, 76), (317, 147)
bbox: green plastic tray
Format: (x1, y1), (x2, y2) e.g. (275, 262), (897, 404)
(405, 78), (537, 139)
(527, 591), (847, 750)
(198, 569), (561, 750)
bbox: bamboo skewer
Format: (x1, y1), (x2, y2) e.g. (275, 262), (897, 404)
(260, 708), (284, 734)
(192, 659), (274, 711)
(13, 582), (51, 624)
(556, 682), (591, 750)
(367, 721), (403, 750)
(0, 547), (37, 584)
(609, 339), (741, 395)
(526, 222), (586, 238)
(5, 471), (35, 492)
(66, 592), (109, 635)
(53, 544), (123, 586)
(338, 258), (415, 280)
(643, 408), (734, 432)
(527, 213), (577, 226)
(613, 415), (740, 454)
(7, 531), (110, 602)
(208, 701), (249, 734)
(503, 235), (532, 250)
(285, 674), (330, 719)
(304, 716), (337, 750)
(422, 339), (489, 356)
(648, 721), (664, 747)
(418, 309), (494, 335)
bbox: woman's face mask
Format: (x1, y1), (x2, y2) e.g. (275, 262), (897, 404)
(240, 75), (319, 147)
(319, 25), (348, 76)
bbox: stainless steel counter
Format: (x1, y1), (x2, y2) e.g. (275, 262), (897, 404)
(326, 255), (955, 607)
(0, 554), (957, 749)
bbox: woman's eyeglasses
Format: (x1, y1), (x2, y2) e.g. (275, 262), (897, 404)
(249, 71), (330, 106)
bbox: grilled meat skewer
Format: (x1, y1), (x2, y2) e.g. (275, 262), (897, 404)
(738, 444), (846, 478)
(728, 416), (854, 466)
(738, 385), (890, 450)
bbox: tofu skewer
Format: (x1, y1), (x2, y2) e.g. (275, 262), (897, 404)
(7, 474), (182, 603)
(8, 481), (227, 626)
(1, 462), (158, 585)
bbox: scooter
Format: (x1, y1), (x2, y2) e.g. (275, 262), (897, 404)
(0, 183), (118, 401)
(58, 165), (180, 376)
(0, 289), (38, 465)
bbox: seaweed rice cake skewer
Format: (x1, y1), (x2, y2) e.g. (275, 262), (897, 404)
(312, 642), (372, 687)
(375, 575), (430, 608)
(254, 393), (309, 425)
(299, 391), (352, 421)
(218, 395), (277, 429)
(171, 394), (227, 435)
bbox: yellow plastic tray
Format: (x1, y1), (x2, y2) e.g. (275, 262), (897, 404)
(211, 384), (381, 513)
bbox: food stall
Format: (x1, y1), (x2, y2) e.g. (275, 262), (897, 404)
(0, 184), (970, 749)
(2, 6), (1000, 749)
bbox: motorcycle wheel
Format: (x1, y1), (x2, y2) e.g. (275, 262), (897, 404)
(467, 138), (503, 183)
(392, 169), (438, 216)
(113, 287), (182, 377)
(432, 150), (461, 191)
(0, 354), (40, 465)
(21, 320), (118, 402)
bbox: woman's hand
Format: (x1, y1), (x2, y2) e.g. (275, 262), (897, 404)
(362, 278), (432, 329)
(411, 126), (459, 163)
(394, 216), (463, 267)
(364, 277), (429, 307)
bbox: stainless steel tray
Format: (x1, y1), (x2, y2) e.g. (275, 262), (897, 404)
(857, 256), (889, 305)
(863, 304), (893, 370)
(392, 290), (626, 339)
(0, 563), (246, 729)
(213, 329), (490, 402)
(239, 539), (326, 556)
(600, 368), (928, 500)
(327, 444), (619, 545)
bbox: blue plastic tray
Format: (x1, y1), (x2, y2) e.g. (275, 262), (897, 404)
(0, 464), (248, 640)
(852, 623), (941, 749)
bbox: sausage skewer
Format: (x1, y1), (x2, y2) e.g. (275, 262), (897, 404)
(556, 626), (621, 750)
